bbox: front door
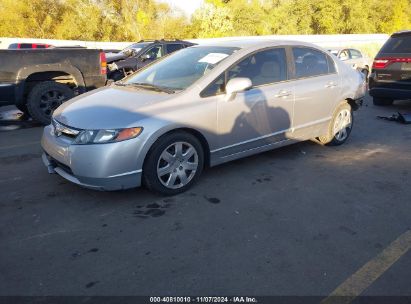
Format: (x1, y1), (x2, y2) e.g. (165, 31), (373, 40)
(216, 48), (294, 157)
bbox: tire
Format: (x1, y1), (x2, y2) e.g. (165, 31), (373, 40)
(27, 81), (74, 125)
(143, 132), (204, 195)
(373, 97), (394, 106)
(318, 102), (353, 146)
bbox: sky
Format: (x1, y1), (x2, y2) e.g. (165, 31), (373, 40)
(159, 0), (204, 16)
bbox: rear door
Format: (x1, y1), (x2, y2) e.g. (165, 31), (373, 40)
(291, 46), (341, 139)
(373, 33), (411, 89)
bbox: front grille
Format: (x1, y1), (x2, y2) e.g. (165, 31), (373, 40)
(47, 154), (73, 175)
(52, 118), (81, 139)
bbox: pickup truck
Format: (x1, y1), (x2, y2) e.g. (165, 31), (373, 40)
(0, 48), (107, 124)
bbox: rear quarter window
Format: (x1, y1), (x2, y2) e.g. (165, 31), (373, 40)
(350, 49), (362, 59)
(166, 44), (184, 53)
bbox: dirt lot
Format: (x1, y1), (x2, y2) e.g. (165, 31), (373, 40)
(0, 95), (410, 299)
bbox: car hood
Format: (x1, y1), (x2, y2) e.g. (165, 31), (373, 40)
(106, 52), (128, 63)
(53, 86), (176, 130)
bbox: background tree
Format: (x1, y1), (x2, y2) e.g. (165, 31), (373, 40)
(1, 0), (411, 41)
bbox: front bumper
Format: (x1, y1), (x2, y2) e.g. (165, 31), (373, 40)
(41, 125), (143, 191)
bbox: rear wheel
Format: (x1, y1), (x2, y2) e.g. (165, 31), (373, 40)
(318, 102), (353, 146)
(143, 132), (204, 195)
(373, 97), (394, 106)
(27, 81), (74, 125)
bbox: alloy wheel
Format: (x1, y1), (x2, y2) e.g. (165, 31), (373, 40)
(333, 109), (352, 141)
(157, 141), (199, 189)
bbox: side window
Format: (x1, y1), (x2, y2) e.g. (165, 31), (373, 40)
(349, 49), (362, 59)
(339, 49), (350, 61)
(200, 73), (226, 98)
(227, 48), (287, 87)
(293, 47), (330, 78)
(19, 43), (32, 49)
(144, 46), (162, 59)
(166, 44), (184, 54)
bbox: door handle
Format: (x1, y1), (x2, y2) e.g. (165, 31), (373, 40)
(325, 82), (337, 88)
(275, 90), (292, 98)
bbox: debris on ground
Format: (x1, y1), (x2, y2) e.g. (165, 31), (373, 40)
(377, 112), (411, 124)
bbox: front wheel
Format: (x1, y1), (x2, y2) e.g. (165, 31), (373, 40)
(143, 132), (204, 195)
(318, 103), (353, 146)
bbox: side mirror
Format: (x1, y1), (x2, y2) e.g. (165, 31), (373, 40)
(225, 78), (252, 97)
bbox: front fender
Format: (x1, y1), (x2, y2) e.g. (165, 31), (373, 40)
(135, 121), (209, 170)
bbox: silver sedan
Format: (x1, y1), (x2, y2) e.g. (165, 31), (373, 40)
(41, 40), (366, 195)
(328, 47), (372, 77)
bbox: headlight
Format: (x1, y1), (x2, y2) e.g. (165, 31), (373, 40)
(73, 127), (143, 145)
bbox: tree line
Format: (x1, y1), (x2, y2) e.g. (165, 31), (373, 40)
(0, 0), (410, 41)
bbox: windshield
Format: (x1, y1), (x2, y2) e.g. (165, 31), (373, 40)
(125, 46), (238, 90)
(121, 42), (150, 54)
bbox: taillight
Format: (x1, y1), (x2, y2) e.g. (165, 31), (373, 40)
(99, 52), (107, 75)
(373, 57), (411, 69)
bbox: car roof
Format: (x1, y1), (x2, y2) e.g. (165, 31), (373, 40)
(193, 39), (322, 50)
(392, 30), (411, 37)
(327, 47), (359, 51)
(327, 47), (345, 51)
(133, 40), (192, 45)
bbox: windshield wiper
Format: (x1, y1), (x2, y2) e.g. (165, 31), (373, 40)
(128, 82), (176, 94)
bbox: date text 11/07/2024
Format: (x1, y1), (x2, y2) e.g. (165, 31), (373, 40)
(149, 297), (258, 303)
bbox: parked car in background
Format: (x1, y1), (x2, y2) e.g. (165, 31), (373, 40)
(106, 39), (195, 81)
(8, 42), (53, 49)
(369, 30), (411, 106)
(42, 40), (365, 195)
(0, 48), (107, 124)
(328, 47), (371, 77)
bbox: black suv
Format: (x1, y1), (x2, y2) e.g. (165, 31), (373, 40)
(106, 39), (195, 80)
(369, 30), (411, 106)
